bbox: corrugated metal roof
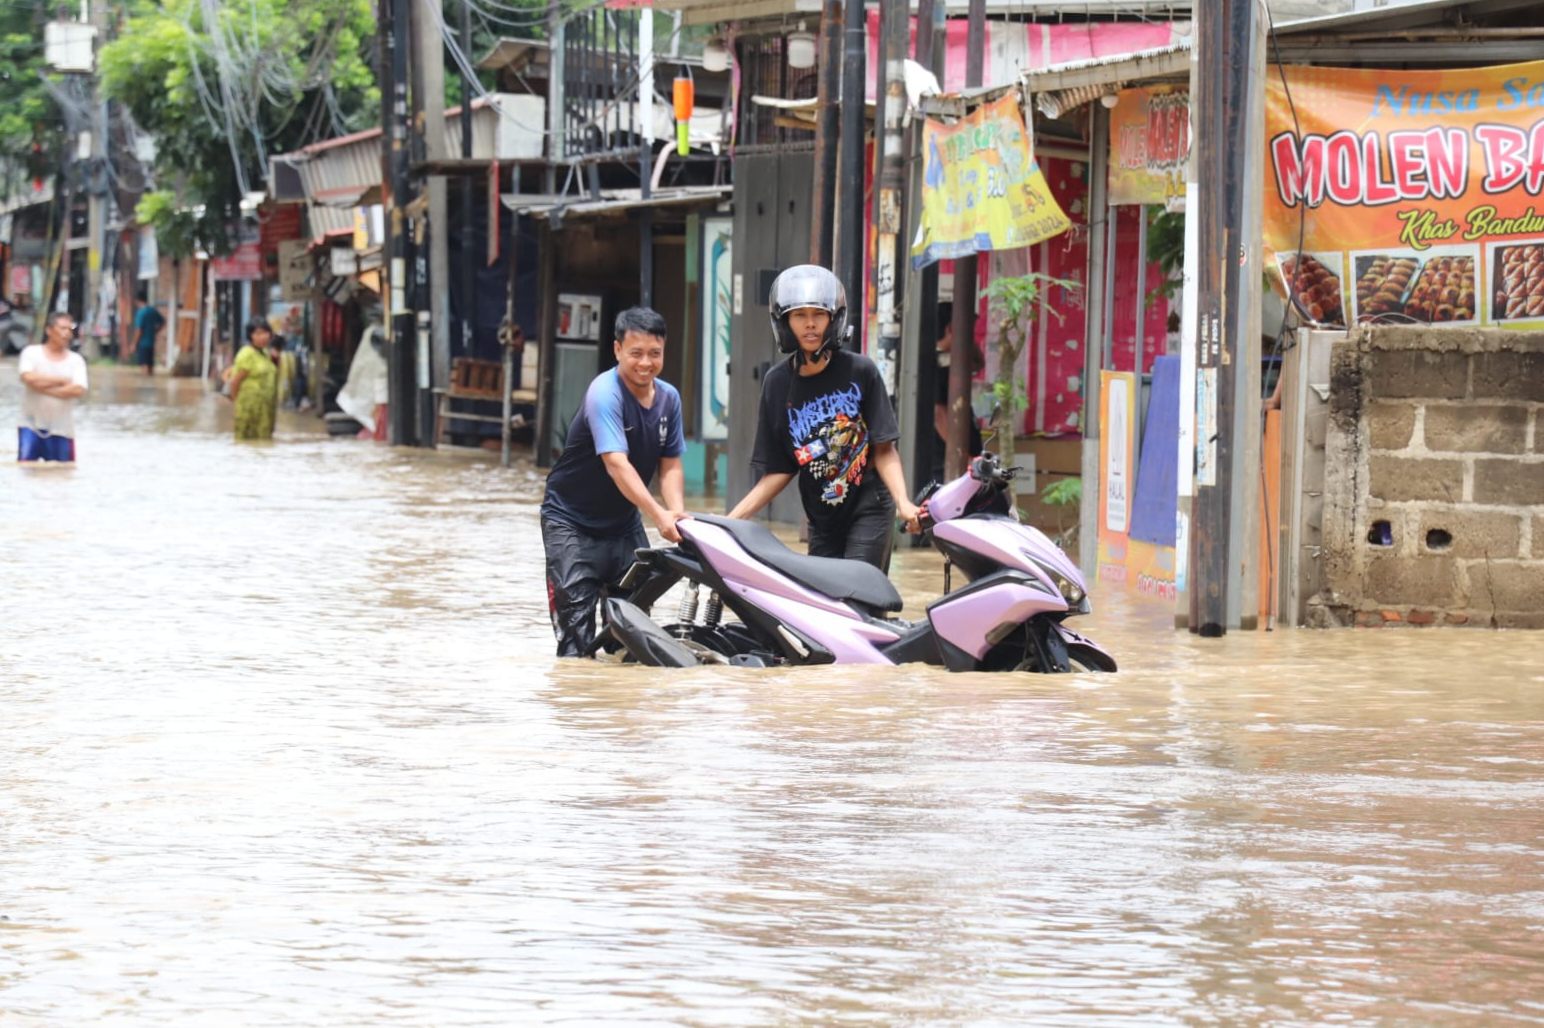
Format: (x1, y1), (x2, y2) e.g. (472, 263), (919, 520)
(477, 37), (549, 73)
(306, 204), (358, 244)
(1019, 41), (1190, 93)
(274, 95), (544, 205)
(655, 0), (1205, 26)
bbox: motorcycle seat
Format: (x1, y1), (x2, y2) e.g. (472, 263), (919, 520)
(693, 514), (904, 613)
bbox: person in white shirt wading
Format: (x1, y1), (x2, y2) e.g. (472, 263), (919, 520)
(17, 311), (89, 464)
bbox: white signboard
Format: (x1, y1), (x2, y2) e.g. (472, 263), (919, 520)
(138, 229), (159, 281)
(699, 217), (732, 441)
(1105, 374), (1130, 534)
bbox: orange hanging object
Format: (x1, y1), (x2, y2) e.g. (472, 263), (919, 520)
(673, 76), (694, 156)
(672, 76), (694, 122)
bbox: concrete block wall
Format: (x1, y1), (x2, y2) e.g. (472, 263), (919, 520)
(1315, 328), (1544, 628)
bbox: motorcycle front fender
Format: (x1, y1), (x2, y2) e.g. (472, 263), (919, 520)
(1053, 623), (1118, 672)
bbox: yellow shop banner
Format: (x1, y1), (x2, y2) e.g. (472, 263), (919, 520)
(1266, 60), (1544, 329)
(912, 91), (1071, 268)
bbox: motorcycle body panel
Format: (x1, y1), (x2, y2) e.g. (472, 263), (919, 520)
(926, 571), (1067, 660)
(603, 597), (701, 668)
(932, 518), (1084, 596)
(733, 583), (899, 664)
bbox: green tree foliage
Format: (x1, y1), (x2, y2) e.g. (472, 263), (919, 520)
(100, 0), (379, 255)
(0, 4), (62, 196)
(982, 270), (1080, 505)
(1145, 206), (1184, 306)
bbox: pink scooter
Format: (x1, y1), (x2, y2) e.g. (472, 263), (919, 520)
(604, 452), (1115, 673)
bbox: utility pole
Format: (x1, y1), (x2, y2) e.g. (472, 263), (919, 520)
(810, 0), (841, 266)
(382, 0), (418, 446)
(836, 0), (866, 324)
(1080, 103), (1110, 579)
(534, 0), (565, 468)
(1189, 0), (1264, 636)
(416, 0), (450, 445)
(639, 6), (654, 308)
(903, 0), (946, 508)
(872, 0), (907, 398)
(83, 0), (109, 361)
(460, 0), (476, 364)
(945, 0), (985, 480)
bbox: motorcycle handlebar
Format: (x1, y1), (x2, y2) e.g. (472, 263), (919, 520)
(970, 452), (1018, 487)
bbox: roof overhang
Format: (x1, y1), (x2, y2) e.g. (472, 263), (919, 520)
(1019, 43), (1190, 96)
(1017, 0), (1544, 100)
(0, 183), (54, 217)
(655, 0), (1209, 28)
(503, 185), (731, 221)
(1274, 0), (1541, 36)
(478, 37), (550, 75)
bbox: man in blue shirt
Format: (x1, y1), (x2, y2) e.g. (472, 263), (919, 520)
(540, 307), (687, 657)
(130, 289), (165, 375)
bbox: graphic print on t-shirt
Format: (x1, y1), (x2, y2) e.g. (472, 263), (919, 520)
(786, 382), (870, 506)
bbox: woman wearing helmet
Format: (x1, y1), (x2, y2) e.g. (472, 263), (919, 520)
(727, 265), (921, 571)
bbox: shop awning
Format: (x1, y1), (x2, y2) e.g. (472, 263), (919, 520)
(502, 185), (731, 220)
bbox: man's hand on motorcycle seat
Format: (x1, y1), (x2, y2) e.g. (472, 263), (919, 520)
(655, 508), (687, 543)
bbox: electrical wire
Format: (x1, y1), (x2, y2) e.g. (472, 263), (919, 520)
(150, 0), (371, 191)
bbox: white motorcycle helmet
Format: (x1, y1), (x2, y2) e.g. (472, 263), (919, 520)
(768, 265), (848, 363)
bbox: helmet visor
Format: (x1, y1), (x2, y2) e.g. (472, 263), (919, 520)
(770, 265), (845, 315)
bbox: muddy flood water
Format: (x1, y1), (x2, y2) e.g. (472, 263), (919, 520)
(2, 363), (1542, 1025)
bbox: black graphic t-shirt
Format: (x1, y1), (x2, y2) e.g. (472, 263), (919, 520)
(751, 349), (900, 531)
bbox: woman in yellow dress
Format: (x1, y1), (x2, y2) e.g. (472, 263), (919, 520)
(228, 319), (278, 440)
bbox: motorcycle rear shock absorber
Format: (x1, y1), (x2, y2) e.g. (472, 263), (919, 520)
(674, 585), (700, 638)
(702, 592), (723, 629)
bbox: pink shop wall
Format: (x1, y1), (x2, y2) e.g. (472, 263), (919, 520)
(1018, 157), (1169, 438)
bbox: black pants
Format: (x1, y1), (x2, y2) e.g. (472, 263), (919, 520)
(542, 516), (648, 658)
(808, 502), (895, 573)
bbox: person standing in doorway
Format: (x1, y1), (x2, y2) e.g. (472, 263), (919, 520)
(17, 312), (89, 463)
(728, 265), (921, 571)
(227, 319), (278, 441)
(540, 307), (687, 657)
(131, 289), (165, 375)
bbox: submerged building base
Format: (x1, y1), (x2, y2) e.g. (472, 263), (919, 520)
(1314, 328), (1544, 629)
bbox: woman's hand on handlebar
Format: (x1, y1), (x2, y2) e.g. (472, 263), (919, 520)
(895, 499), (923, 534)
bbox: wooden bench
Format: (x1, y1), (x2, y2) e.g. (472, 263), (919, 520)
(433, 349), (539, 459)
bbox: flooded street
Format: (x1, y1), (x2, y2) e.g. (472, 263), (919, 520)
(3, 363), (1542, 1025)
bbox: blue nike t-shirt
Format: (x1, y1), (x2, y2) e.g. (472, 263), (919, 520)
(540, 369), (686, 535)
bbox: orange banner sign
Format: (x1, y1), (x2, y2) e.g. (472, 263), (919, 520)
(1265, 61), (1544, 330)
(1107, 86), (1189, 206)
